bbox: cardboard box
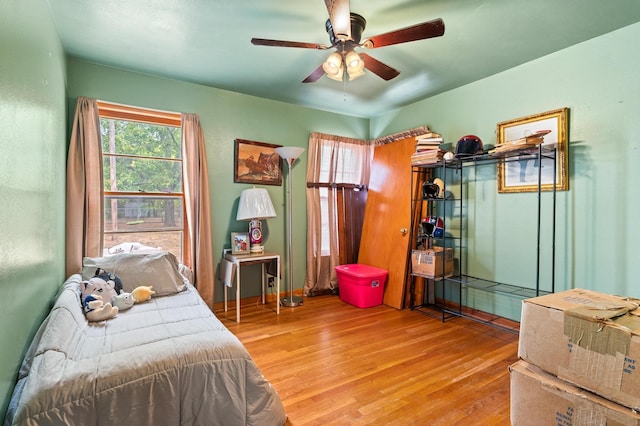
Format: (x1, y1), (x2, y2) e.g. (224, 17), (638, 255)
(335, 264), (387, 308)
(411, 247), (453, 279)
(519, 288), (640, 411)
(510, 360), (640, 426)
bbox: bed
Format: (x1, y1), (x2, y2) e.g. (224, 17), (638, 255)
(4, 252), (286, 426)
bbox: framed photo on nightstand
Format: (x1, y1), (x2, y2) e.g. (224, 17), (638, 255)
(231, 232), (250, 255)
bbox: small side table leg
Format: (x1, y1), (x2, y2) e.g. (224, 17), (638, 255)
(261, 263), (266, 305)
(276, 256), (280, 314)
(236, 263), (241, 323)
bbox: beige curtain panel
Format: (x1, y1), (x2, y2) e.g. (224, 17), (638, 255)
(182, 114), (215, 308)
(65, 97), (103, 277)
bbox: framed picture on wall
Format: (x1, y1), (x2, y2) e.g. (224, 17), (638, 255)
(234, 139), (282, 186)
(231, 232), (250, 255)
(497, 108), (569, 193)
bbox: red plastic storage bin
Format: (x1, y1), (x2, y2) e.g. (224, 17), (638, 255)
(335, 264), (388, 308)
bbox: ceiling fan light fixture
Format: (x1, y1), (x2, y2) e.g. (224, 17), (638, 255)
(345, 51), (365, 80)
(322, 52), (344, 81)
(348, 68), (365, 80)
(326, 67), (344, 81)
(345, 51), (363, 68)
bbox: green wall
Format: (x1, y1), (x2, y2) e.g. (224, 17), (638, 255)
(65, 58), (369, 303)
(0, 0), (67, 416)
(371, 22), (640, 319)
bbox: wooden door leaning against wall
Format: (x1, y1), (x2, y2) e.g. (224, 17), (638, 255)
(358, 137), (419, 309)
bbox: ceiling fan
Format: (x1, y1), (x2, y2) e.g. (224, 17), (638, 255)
(251, 0), (445, 83)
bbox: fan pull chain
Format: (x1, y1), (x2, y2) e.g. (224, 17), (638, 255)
(343, 77), (346, 102)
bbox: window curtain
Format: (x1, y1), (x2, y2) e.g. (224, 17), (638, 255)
(304, 132), (372, 296)
(65, 97), (103, 277)
(182, 114), (215, 308)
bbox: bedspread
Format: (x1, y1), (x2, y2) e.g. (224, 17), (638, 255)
(5, 274), (286, 426)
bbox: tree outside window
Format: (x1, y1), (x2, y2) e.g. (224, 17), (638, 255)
(98, 102), (184, 260)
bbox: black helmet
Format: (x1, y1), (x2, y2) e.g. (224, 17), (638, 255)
(422, 181), (439, 199)
(455, 135), (483, 157)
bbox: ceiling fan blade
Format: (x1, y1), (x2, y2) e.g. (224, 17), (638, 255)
(251, 38), (329, 50)
(324, 0), (351, 40)
(359, 53), (400, 81)
(363, 18), (445, 49)
(302, 64), (326, 83)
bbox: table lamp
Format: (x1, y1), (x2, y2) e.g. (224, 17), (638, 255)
(236, 187), (277, 253)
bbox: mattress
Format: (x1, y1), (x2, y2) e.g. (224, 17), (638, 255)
(5, 274), (286, 425)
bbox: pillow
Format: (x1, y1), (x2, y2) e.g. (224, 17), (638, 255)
(82, 251), (186, 296)
(178, 264), (194, 284)
(103, 241), (163, 256)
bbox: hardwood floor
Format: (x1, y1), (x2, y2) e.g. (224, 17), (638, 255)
(218, 293), (519, 425)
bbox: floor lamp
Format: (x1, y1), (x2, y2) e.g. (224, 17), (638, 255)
(276, 146), (305, 307)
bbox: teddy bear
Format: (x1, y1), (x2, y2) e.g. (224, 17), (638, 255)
(80, 271), (123, 321)
(131, 285), (155, 303)
(81, 275), (118, 306)
(82, 294), (119, 322)
(93, 268), (123, 295)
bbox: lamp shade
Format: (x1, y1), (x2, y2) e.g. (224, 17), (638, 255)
(345, 51), (365, 81)
(275, 146), (305, 161)
(236, 187), (276, 220)
(322, 52), (344, 81)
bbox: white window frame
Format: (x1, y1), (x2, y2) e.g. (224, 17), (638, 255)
(97, 101), (185, 260)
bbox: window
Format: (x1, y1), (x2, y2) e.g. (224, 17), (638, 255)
(97, 101), (184, 260)
(317, 140), (368, 255)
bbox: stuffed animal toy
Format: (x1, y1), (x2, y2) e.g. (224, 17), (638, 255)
(131, 286), (155, 303)
(93, 268), (123, 295)
(112, 292), (134, 311)
(82, 294), (119, 322)
(81, 276), (118, 306)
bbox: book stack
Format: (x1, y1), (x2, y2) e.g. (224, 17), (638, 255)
(411, 131), (445, 165)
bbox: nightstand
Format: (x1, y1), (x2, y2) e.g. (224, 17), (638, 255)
(223, 250), (280, 322)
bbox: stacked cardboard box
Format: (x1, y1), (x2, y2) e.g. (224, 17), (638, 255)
(511, 289), (640, 424)
(510, 361), (640, 426)
(411, 247), (453, 279)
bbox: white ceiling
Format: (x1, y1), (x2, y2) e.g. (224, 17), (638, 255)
(47, 0), (640, 118)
